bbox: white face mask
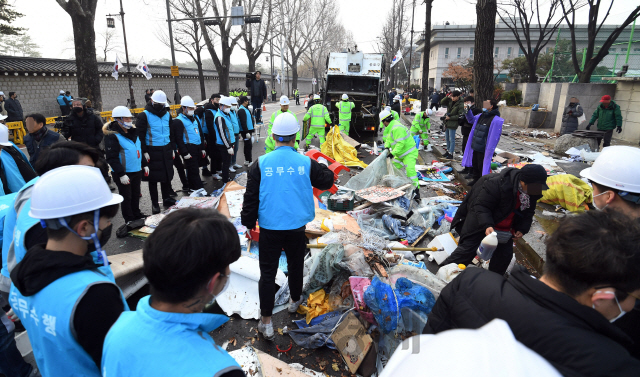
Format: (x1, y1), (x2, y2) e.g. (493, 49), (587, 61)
(223, 107), (230, 114)
(232, 105), (237, 111)
(186, 109), (195, 116)
(593, 190), (611, 211)
(207, 273), (230, 305)
(119, 119), (133, 129)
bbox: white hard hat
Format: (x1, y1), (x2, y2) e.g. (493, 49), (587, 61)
(581, 146), (640, 194)
(0, 124), (11, 146)
(0, 91), (4, 96)
(394, 95), (401, 101)
(151, 90), (167, 104)
(342, 94), (348, 100)
(0, 114), (7, 122)
(379, 109), (393, 122)
(230, 97), (238, 105)
(272, 112), (300, 136)
(29, 166), (123, 220)
(313, 94), (321, 100)
(112, 106), (132, 118)
(180, 95), (196, 108)
(59, 90), (65, 94)
(424, 109), (433, 116)
(280, 95), (290, 105)
(219, 96), (234, 107)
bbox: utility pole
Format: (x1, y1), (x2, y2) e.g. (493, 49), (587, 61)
(280, 40), (285, 97)
(270, 37), (274, 96)
(408, 0), (416, 89)
(107, 0), (136, 108)
(165, 0), (180, 100)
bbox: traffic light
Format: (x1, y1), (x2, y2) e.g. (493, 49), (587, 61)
(244, 16), (261, 24)
(204, 19), (221, 26)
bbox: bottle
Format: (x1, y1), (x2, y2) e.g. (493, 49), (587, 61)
(477, 231), (498, 260)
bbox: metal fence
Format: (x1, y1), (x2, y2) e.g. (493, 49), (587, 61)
(543, 51), (640, 83)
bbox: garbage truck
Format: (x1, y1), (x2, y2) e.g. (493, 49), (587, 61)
(319, 51), (386, 137)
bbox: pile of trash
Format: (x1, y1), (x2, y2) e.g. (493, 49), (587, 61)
(509, 129), (556, 139)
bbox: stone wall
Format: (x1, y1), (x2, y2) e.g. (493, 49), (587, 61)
(552, 83), (616, 134)
(1, 73), (312, 118)
(614, 79), (640, 143)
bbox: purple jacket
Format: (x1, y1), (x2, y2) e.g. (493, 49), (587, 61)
(461, 109), (504, 176)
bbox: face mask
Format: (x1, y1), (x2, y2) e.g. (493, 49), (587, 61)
(223, 107), (230, 114)
(186, 109), (195, 116)
(610, 295), (627, 322)
(207, 273), (231, 305)
(119, 119), (133, 129)
(482, 108), (487, 112)
(59, 211), (111, 266)
(153, 103), (165, 112)
(570, 102), (577, 107)
(593, 190), (611, 211)
(73, 107), (83, 113)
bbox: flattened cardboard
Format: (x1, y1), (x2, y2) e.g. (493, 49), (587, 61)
(493, 152), (521, 164)
(331, 312), (373, 374)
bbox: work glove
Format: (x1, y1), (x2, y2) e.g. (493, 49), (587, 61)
(172, 151), (175, 159)
(251, 136), (255, 143)
(202, 151), (207, 158)
(317, 157), (329, 167)
(227, 148), (234, 155)
(120, 175), (130, 185)
(418, 130), (423, 134)
(144, 152), (150, 162)
(586, 124), (592, 130)
(6, 308), (18, 322)
(616, 126), (622, 133)
(143, 167), (149, 177)
(183, 153), (192, 159)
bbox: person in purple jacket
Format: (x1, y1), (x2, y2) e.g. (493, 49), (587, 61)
(461, 99), (503, 184)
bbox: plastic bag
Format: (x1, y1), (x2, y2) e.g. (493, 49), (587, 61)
(328, 271), (355, 309)
(357, 213), (397, 240)
(383, 215), (425, 244)
(388, 264), (447, 299)
(303, 244), (345, 294)
(345, 149), (390, 190)
(339, 249), (374, 278)
(380, 174), (412, 189)
(289, 310), (348, 349)
(321, 126), (368, 168)
(407, 201), (449, 229)
(364, 276), (400, 334)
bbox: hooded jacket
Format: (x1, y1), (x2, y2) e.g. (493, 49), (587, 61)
(424, 267), (640, 377)
(560, 102), (584, 135)
(61, 108), (104, 148)
(11, 244), (125, 369)
(462, 109), (504, 176)
(103, 121), (146, 177)
(589, 100), (622, 131)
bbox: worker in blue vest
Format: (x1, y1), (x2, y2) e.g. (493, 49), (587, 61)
(241, 112), (335, 340)
(213, 97), (236, 183)
(194, 104), (210, 179)
(103, 106), (148, 238)
(136, 90), (176, 214)
(173, 96), (206, 191)
(102, 209), (243, 376)
(64, 91), (73, 106)
(56, 90), (70, 116)
(237, 96), (255, 166)
(0, 141), (103, 306)
(229, 97), (243, 172)
(9, 165), (128, 377)
(0, 124), (37, 195)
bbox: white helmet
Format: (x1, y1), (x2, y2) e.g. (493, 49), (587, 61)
(29, 166), (123, 220)
(219, 96), (234, 107)
(59, 90), (65, 94)
(342, 94), (348, 101)
(581, 146), (640, 195)
(0, 124), (11, 146)
(112, 106), (132, 118)
(393, 95), (401, 102)
(151, 90), (167, 104)
(424, 109), (433, 117)
(313, 94), (321, 100)
(272, 112), (300, 136)
(280, 95), (290, 106)
(230, 97), (238, 105)
(379, 109), (393, 122)
(180, 96), (196, 108)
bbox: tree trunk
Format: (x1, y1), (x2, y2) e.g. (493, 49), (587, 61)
(196, 60), (206, 101)
(473, 0), (497, 104)
(219, 53), (231, 95)
(527, 56), (538, 83)
(71, 12), (102, 110)
(420, 0), (432, 106)
(578, 61), (598, 83)
(248, 56), (256, 73)
(291, 55), (299, 92)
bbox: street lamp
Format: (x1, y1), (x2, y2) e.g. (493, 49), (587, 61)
(107, 0), (136, 109)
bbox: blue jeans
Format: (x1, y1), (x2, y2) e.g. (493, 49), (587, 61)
(445, 128), (456, 154)
(231, 135), (240, 165)
(0, 295), (32, 377)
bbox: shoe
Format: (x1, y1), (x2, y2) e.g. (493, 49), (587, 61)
(163, 198), (177, 207)
(258, 320), (275, 341)
(212, 174), (222, 180)
(244, 161), (251, 166)
(288, 297), (305, 313)
(216, 171), (222, 175)
(116, 224), (129, 238)
(152, 204), (160, 214)
(229, 167), (236, 173)
(202, 167), (212, 176)
(233, 164), (242, 169)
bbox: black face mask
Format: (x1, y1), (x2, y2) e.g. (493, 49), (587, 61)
(73, 106), (83, 113)
(86, 224), (113, 253)
(153, 103), (165, 112)
(569, 102), (577, 107)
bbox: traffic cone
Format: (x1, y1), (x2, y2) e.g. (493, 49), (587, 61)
(262, 105), (266, 111)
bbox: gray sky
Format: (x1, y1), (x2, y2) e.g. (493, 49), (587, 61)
(12, 0), (638, 69)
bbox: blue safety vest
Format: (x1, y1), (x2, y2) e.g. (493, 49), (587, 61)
(0, 144), (30, 195)
(196, 113), (208, 134)
(64, 95), (73, 103)
(115, 133), (142, 173)
(228, 110), (240, 134)
(0, 193), (19, 279)
(56, 95), (66, 106)
(143, 110), (171, 147)
(10, 269), (128, 377)
(239, 105), (254, 131)
(213, 110), (236, 145)
(176, 113), (201, 146)
(258, 147), (314, 230)
(102, 296), (242, 377)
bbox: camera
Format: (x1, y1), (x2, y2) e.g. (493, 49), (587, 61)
(246, 72), (256, 80)
(440, 116), (447, 122)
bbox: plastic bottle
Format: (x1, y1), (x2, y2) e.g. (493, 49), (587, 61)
(477, 231), (498, 260)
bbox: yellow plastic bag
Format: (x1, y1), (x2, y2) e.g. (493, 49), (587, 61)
(297, 289), (333, 324)
(540, 174), (592, 212)
(321, 126), (368, 169)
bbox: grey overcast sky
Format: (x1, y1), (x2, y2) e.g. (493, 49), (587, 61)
(11, 0), (639, 68)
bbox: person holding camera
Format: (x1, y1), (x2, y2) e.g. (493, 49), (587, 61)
(246, 71), (267, 124)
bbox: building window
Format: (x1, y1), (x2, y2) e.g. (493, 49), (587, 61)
(457, 47), (461, 59)
(494, 47), (499, 58)
(470, 47), (474, 59)
(518, 47), (524, 57)
(507, 47), (512, 57)
(445, 48), (449, 59)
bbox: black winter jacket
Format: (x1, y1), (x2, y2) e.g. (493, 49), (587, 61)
(103, 121), (147, 177)
(135, 103), (174, 183)
(0, 145), (37, 193)
(171, 115), (205, 157)
(451, 168), (541, 237)
(241, 155), (335, 230)
(203, 103), (219, 145)
(24, 127), (65, 165)
(62, 110), (104, 148)
(4, 98), (23, 122)
(424, 267), (640, 376)
(246, 78), (267, 102)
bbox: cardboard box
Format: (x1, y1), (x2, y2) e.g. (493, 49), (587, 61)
(493, 152), (521, 164)
(427, 232), (459, 265)
(331, 312), (373, 374)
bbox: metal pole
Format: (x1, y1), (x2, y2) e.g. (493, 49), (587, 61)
(119, 0), (136, 109)
(165, 0), (180, 100)
(280, 40), (285, 96)
(543, 29), (561, 83)
(270, 38), (274, 97)
(612, 53), (619, 75)
(625, 19), (636, 66)
(408, 0), (415, 89)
